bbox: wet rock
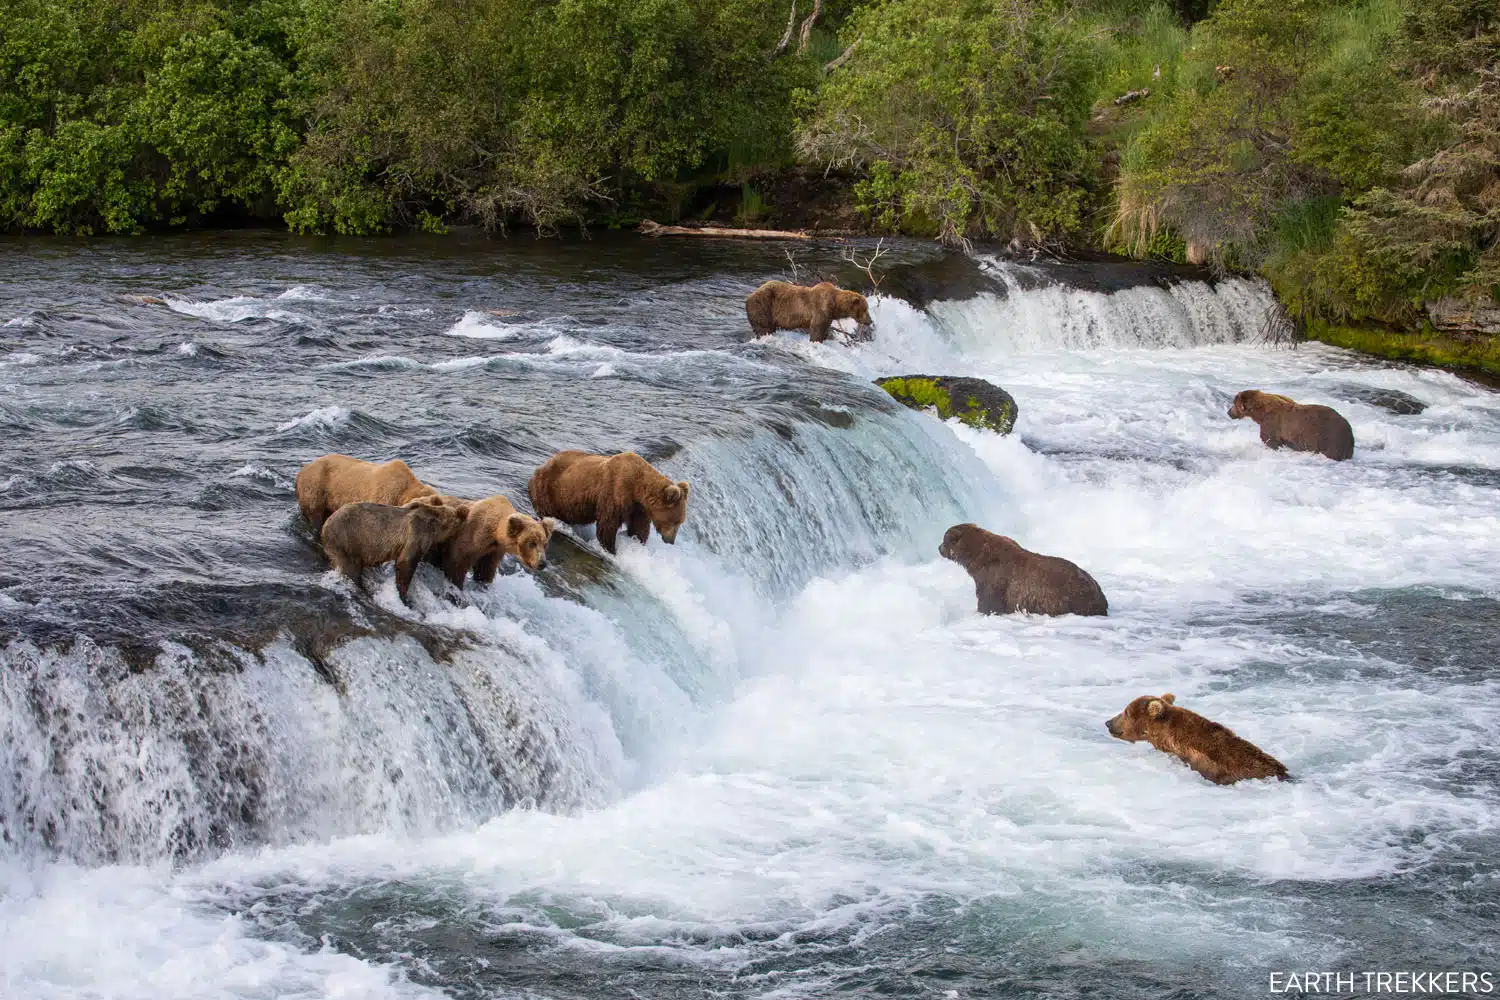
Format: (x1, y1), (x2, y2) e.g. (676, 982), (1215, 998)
(1330, 385), (1429, 415)
(875, 375), (1018, 434)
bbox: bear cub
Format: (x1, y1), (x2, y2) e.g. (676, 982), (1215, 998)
(940, 523), (1108, 617)
(528, 451), (689, 555)
(437, 495), (557, 587)
(1106, 693), (1290, 785)
(320, 496), (468, 604)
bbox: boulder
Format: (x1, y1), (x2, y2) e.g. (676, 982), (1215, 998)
(875, 375), (1018, 434)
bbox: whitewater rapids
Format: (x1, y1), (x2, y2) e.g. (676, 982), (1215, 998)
(1, 235), (1496, 999)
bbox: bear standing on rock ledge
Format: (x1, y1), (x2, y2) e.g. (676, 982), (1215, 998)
(1228, 390), (1355, 461)
(1106, 693), (1290, 785)
(528, 451), (690, 555)
(745, 280), (872, 343)
(939, 524), (1108, 617)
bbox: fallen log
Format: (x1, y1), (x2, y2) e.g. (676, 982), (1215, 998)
(638, 220), (810, 240)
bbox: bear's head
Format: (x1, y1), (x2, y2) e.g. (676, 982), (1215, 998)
(403, 495), (470, 540)
(503, 512), (558, 571)
(648, 480), (691, 543)
(836, 289), (872, 328)
(939, 523), (1016, 567)
(1228, 390), (1295, 420)
(1105, 693), (1176, 741)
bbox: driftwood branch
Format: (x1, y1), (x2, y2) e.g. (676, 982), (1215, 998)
(824, 38), (859, 73)
(839, 237), (890, 292)
(797, 0), (822, 54)
(772, 0), (797, 57)
(639, 220), (810, 240)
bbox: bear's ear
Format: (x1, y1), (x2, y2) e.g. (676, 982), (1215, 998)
(541, 516), (559, 537)
(1161, 693), (1176, 705)
(1146, 698), (1168, 719)
(677, 480), (689, 501)
(453, 502), (472, 521)
(663, 482), (687, 505)
(506, 513), (528, 540)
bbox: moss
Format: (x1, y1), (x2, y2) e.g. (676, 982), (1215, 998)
(1306, 320), (1500, 380)
(876, 376), (1017, 434)
(881, 377), (954, 415)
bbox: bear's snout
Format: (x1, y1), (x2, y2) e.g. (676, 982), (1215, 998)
(535, 557), (548, 570)
(659, 525), (679, 543)
(1105, 715), (1124, 738)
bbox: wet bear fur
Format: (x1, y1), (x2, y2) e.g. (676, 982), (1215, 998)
(1228, 390), (1355, 461)
(320, 496), (469, 604)
(528, 450), (689, 555)
(939, 523), (1108, 617)
(296, 454), (439, 531)
(1106, 693), (1290, 785)
(437, 495), (558, 586)
(745, 280), (872, 343)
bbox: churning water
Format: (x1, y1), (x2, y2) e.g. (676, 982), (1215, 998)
(1, 234), (1496, 999)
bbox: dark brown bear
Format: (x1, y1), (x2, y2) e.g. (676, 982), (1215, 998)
(745, 280), (872, 343)
(437, 495), (557, 586)
(939, 524), (1108, 617)
(528, 451), (689, 555)
(1228, 390), (1355, 461)
(1106, 693), (1290, 785)
(296, 454), (439, 531)
(320, 496), (468, 604)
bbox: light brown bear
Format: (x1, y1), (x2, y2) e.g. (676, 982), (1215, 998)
(436, 495), (558, 587)
(939, 524), (1108, 616)
(320, 496), (468, 605)
(745, 280), (872, 343)
(1106, 693), (1290, 785)
(296, 454), (439, 531)
(1228, 390), (1355, 461)
(528, 451), (689, 555)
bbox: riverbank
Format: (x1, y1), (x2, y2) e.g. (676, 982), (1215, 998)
(1305, 320), (1500, 385)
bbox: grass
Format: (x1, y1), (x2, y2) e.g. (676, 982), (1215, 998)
(1307, 319), (1500, 379)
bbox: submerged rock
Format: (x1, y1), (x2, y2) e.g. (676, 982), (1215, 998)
(875, 375), (1018, 434)
(1329, 384), (1428, 416)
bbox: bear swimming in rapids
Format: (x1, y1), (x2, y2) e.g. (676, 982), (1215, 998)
(939, 523), (1108, 617)
(1228, 390), (1355, 461)
(528, 451), (689, 556)
(1106, 693), (1290, 785)
(745, 280), (872, 343)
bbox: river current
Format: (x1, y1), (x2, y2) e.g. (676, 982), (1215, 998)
(1, 233), (1497, 998)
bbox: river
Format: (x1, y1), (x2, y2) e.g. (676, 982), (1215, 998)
(1, 232), (1497, 998)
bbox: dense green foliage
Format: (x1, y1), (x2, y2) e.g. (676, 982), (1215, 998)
(1, 0), (1495, 333)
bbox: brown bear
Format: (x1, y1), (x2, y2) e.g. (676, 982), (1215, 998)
(939, 523), (1108, 617)
(320, 496), (469, 605)
(1228, 390), (1355, 461)
(745, 280), (872, 343)
(435, 495), (558, 587)
(528, 451), (689, 555)
(1105, 693), (1290, 785)
(295, 454), (439, 531)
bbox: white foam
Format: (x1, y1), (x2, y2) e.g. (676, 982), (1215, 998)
(275, 405), (350, 432)
(0, 351), (42, 367)
(443, 310), (528, 340)
(0, 860), (441, 1000)
(165, 295), (306, 325)
(276, 285), (332, 302)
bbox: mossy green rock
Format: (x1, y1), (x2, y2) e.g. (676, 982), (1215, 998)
(875, 375), (1018, 434)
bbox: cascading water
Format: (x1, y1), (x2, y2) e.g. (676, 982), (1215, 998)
(1, 235), (1497, 999)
